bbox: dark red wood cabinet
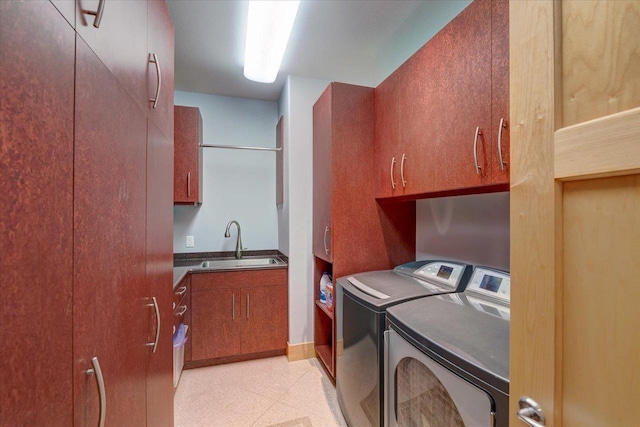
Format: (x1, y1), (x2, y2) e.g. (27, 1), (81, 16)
(1, 1), (175, 425)
(312, 83), (415, 379)
(188, 269), (288, 367)
(174, 105), (204, 205)
(146, 120), (175, 426)
(374, 0), (509, 200)
(73, 36), (149, 426)
(0, 2), (75, 424)
(76, 0), (149, 113)
(148, 0), (176, 141)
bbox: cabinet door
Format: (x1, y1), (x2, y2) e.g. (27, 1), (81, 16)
(433, 0), (492, 191)
(50, 0), (75, 27)
(145, 120), (174, 427)
(374, 73), (401, 198)
(240, 284), (288, 355)
(147, 0), (175, 141)
(73, 36), (148, 426)
(490, 0), (510, 185)
(174, 106), (203, 205)
(312, 85), (333, 261)
(0, 1), (75, 424)
(76, 0), (148, 112)
(191, 288), (241, 360)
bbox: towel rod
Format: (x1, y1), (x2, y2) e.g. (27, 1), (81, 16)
(200, 144), (281, 152)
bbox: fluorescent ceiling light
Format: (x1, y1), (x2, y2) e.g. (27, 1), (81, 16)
(244, 0), (301, 84)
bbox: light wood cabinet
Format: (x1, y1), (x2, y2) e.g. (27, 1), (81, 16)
(188, 269), (288, 367)
(174, 105), (204, 205)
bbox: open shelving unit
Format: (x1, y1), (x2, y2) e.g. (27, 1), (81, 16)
(313, 257), (335, 379)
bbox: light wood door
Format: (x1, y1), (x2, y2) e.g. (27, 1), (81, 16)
(510, 1), (640, 426)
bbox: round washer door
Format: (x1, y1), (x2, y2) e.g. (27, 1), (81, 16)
(385, 328), (495, 426)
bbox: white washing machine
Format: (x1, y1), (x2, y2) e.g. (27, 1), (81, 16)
(384, 266), (511, 427)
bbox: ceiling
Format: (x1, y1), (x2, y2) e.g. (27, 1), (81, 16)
(167, 0), (471, 102)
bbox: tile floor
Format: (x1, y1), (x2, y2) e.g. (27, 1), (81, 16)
(174, 356), (348, 427)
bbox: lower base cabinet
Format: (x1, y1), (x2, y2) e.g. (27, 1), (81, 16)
(188, 269), (288, 367)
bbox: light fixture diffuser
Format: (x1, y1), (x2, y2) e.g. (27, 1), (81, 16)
(244, 0), (301, 84)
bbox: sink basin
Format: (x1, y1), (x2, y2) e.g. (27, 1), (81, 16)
(198, 257), (285, 270)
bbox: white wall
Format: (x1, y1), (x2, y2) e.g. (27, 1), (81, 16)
(416, 192), (510, 271)
(173, 91), (280, 253)
(278, 76), (330, 345)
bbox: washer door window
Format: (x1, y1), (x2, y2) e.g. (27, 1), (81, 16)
(386, 328), (494, 426)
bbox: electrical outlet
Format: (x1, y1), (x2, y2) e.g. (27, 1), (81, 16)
(186, 235), (195, 248)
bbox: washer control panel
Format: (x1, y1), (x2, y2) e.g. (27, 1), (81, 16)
(466, 267), (510, 304)
(412, 261), (468, 289)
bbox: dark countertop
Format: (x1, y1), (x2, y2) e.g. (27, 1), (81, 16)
(172, 250), (288, 289)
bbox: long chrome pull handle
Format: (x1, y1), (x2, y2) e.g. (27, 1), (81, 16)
(149, 53), (161, 109)
(85, 357), (106, 427)
(84, 0), (106, 28)
(390, 156), (396, 189)
(473, 126), (482, 175)
(175, 286), (187, 297)
(187, 172), (191, 198)
(232, 294), (235, 320)
(497, 118), (507, 171)
(323, 226), (330, 255)
(146, 297), (160, 353)
(517, 397), (546, 427)
(246, 294), (250, 319)
(176, 305), (187, 316)
(400, 153), (407, 188)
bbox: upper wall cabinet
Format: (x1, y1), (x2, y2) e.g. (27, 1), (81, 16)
(76, 0), (148, 113)
(174, 105), (203, 205)
(374, 0), (509, 200)
(147, 0), (175, 141)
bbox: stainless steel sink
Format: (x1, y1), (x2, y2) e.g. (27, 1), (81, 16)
(198, 256), (285, 270)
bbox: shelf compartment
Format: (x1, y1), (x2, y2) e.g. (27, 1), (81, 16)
(315, 299), (334, 320)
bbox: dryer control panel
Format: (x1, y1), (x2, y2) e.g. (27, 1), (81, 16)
(411, 261), (468, 289)
(466, 267), (511, 304)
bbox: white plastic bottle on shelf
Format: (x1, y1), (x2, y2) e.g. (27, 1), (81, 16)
(319, 272), (331, 304)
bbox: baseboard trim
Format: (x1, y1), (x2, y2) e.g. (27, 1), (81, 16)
(286, 342), (315, 362)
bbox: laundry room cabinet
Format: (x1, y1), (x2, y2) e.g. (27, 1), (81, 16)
(375, 0), (510, 200)
(312, 82), (415, 379)
(188, 269), (288, 367)
(174, 105), (204, 205)
(1, 1), (175, 425)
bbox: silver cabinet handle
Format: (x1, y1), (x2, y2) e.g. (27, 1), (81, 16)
(246, 293), (250, 319)
(176, 305), (187, 316)
(85, 357), (106, 427)
(146, 297), (161, 353)
(84, 0), (106, 28)
(149, 53), (161, 109)
(323, 226), (330, 255)
(232, 294), (235, 320)
(497, 118), (507, 171)
(390, 156), (396, 189)
(187, 172), (191, 198)
(517, 397), (546, 427)
(400, 153), (407, 188)
(473, 126), (482, 175)
(175, 286), (187, 297)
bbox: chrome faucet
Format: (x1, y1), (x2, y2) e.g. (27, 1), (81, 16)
(224, 220), (244, 259)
